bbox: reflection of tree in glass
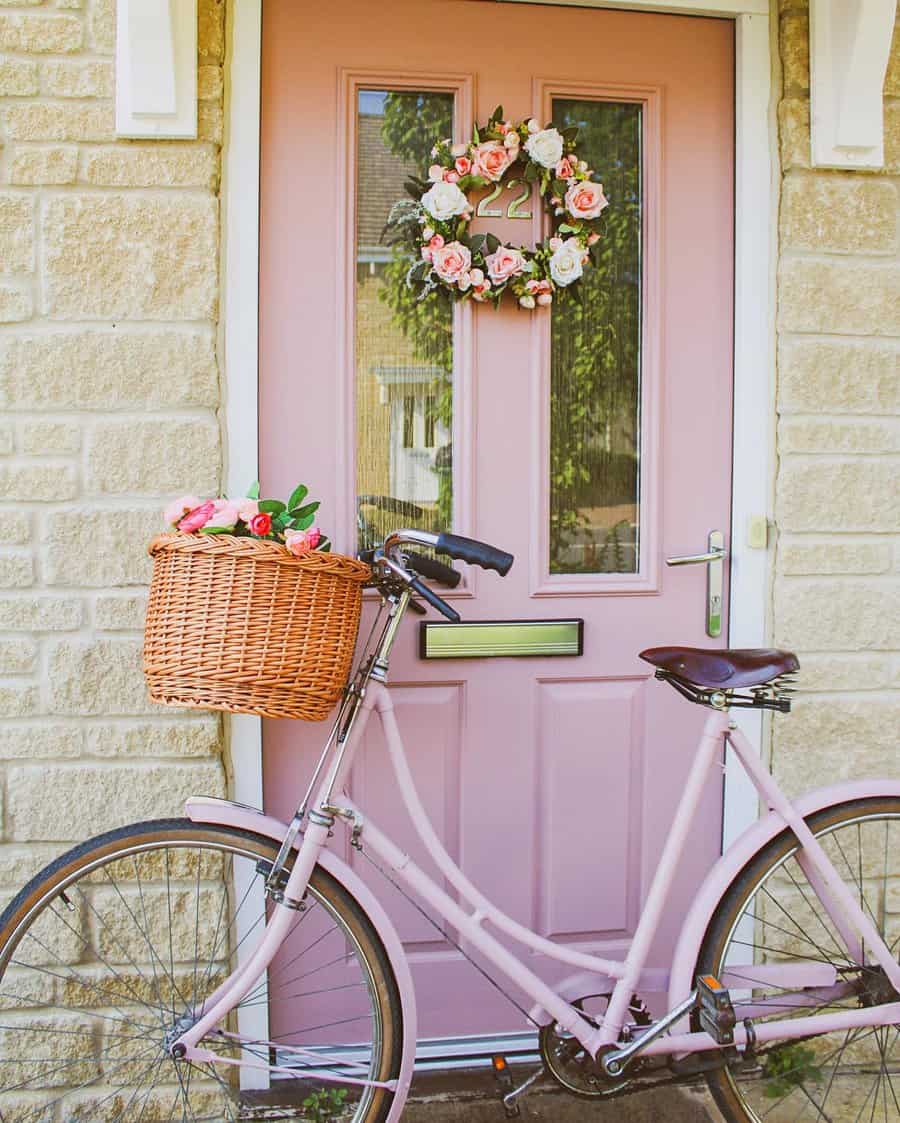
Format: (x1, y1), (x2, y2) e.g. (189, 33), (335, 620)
(550, 101), (641, 574)
(379, 92), (454, 533)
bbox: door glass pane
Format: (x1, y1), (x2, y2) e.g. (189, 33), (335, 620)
(355, 89), (454, 553)
(549, 99), (642, 575)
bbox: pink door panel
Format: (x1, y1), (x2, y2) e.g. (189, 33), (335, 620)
(259, 0), (734, 1043)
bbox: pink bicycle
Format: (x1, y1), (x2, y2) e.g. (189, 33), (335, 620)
(1, 528), (898, 1122)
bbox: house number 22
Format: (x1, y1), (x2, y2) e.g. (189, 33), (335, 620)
(476, 179), (533, 220)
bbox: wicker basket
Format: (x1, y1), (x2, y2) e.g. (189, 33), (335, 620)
(143, 533), (371, 721)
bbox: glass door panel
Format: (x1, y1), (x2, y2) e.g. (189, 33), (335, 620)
(549, 99), (642, 575)
(355, 89), (455, 553)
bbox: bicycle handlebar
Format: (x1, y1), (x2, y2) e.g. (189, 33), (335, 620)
(383, 529), (514, 577)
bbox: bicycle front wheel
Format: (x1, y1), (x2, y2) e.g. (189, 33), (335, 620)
(0, 818), (402, 1122)
(697, 797), (900, 1123)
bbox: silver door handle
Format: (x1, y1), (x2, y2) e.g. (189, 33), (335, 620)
(665, 531), (725, 638)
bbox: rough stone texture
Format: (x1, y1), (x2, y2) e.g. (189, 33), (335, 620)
(43, 507), (163, 586)
(0, 56), (37, 97)
(779, 259), (900, 336)
(777, 460), (899, 533)
(779, 538), (892, 576)
(780, 175), (897, 254)
(43, 194), (218, 319)
(40, 58), (112, 98)
(1, 512), (29, 545)
(0, 14), (82, 54)
(86, 418), (220, 495)
(778, 417), (900, 454)
(4, 101), (114, 142)
(9, 145), (78, 185)
(0, 193), (33, 274)
(0, 597), (82, 631)
(0, 330), (219, 409)
(0, 552), (33, 587)
(93, 591), (147, 630)
(46, 637), (160, 715)
(0, 284), (31, 321)
(0, 463), (77, 502)
(81, 144), (218, 188)
(87, 718), (221, 758)
(0, 637), (36, 674)
(778, 339), (899, 414)
(0, 725), (82, 759)
(19, 420), (80, 456)
(774, 581), (898, 652)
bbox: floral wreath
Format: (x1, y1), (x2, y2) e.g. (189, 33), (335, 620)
(385, 106), (609, 309)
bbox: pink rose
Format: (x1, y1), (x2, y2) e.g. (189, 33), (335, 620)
(454, 156), (472, 176)
(555, 157), (574, 179)
(164, 494), (202, 526)
(444, 170), (459, 184)
(536, 293), (553, 306)
(178, 500), (215, 533)
(484, 245), (526, 285)
(564, 180), (609, 221)
(431, 241), (472, 285)
(208, 499), (240, 529)
(472, 141), (514, 183)
(469, 268), (484, 286)
(237, 498), (259, 522)
(249, 512), (272, 536)
(285, 527), (321, 556)
(429, 234), (445, 250)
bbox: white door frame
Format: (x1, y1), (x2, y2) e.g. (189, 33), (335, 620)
(219, 0), (776, 1065)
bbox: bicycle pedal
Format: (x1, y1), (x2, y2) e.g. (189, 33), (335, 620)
(491, 1056), (520, 1117)
(696, 974), (736, 1046)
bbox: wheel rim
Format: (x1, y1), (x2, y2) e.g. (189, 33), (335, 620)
(710, 808), (900, 1122)
(0, 828), (391, 1122)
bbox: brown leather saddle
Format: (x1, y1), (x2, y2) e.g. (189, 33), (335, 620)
(639, 646), (799, 690)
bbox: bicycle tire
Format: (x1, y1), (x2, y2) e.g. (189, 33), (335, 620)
(0, 817), (403, 1122)
(695, 796), (900, 1123)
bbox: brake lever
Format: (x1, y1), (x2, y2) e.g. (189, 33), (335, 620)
(407, 597), (427, 616)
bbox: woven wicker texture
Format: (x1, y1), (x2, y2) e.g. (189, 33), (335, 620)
(143, 534), (370, 721)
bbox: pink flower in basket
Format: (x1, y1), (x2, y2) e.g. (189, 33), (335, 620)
(249, 512), (272, 536)
(164, 495), (202, 526)
(178, 500), (215, 533)
(285, 527), (321, 556)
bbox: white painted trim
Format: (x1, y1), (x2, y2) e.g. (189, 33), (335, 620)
(809, 0), (895, 170)
(224, 0), (776, 1034)
(115, 0), (198, 138)
(220, 0), (268, 1089)
(499, 0), (768, 16)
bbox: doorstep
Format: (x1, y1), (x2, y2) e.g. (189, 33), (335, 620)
(240, 1064), (718, 1120)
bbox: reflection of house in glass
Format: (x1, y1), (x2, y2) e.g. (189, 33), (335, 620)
(371, 365), (451, 507)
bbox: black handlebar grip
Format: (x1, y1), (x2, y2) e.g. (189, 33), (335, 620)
(409, 577), (460, 623)
(406, 552), (461, 589)
(434, 533), (514, 576)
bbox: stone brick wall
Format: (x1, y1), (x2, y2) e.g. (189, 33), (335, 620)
(0, 0), (226, 892)
(773, 0), (899, 793)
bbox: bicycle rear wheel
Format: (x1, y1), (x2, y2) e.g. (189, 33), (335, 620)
(0, 818), (402, 1122)
(697, 797), (900, 1122)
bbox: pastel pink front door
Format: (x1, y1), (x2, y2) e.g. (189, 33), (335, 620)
(259, 0), (735, 1047)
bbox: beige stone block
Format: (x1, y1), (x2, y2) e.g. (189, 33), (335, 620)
(81, 144), (218, 189)
(780, 175), (897, 254)
(0, 724), (82, 759)
(43, 195), (218, 320)
(93, 591), (147, 630)
(87, 717), (220, 758)
(0, 683), (38, 717)
(86, 418), (219, 495)
(197, 64), (223, 101)
(779, 537), (892, 576)
(20, 420), (80, 456)
(886, 100), (900, 175)
(0, 596), (82, 631)
(0, 638), (36, 673)
(4, 102), (114, 142)
(778, 338), (899, 414)
(0, 13), (82, 53)
(88, 0), (114, 52)
(774, 579), (899, 650)
(777, 459), (899, 532)
(198, 0), (224, 63)
(0, 552), (33, 587)
(886, 18), (900, 98)
(794, 653), (893, 692)
(0, 284), (31, 322)
(197, 99), (223, 144)
(0, 1015), (95, 1089)
(780, 9), (809, 94)
(47, 637), (157, 715)
(43, 506), (160, 587)
(0, 421), (11, 454)
(41, 58), (113, 98)
(778, 417), (900, 454)
(0, 194), (33, 274)
(779, 97), (810, 171)
(1, 512), (29, 544)
(0, 462), (77, 502)
(10, 145), (77, 185)
(0, 329), (219, 409)
(58, 0), (83, 7)
(774, 697), (900, 795)
(7, 760), (224, 839)
(779, 259), (900, 336)
(0, 844), (63, 886)
(93, 881), (226, 963)
(0, 57), (38, 97)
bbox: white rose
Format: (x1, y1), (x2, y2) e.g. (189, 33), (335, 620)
(527, 118), (540, 134)
(549, 238), (584, 287)
(518, 294), (536, 309)
(421, 180), (469, 223)
(525, 127), (564, 168)
(504, 131), (520, 150)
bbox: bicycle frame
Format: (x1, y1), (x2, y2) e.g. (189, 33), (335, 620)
(175, 591), (900, 1101)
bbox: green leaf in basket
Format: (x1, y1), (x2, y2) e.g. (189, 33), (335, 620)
(290, 500), (320, 520)
(199, 526), (231, 534)
(259, 499), (286, 515)
(246, 480), (260, 500)
(293, 513), (316, 531)
(317, 537), (331, 553)
(287, 483), (308, 511)
(273, 512), (291, 530)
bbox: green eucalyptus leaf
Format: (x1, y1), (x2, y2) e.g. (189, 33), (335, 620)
(246, 480), (260, 500)
(258, 499), (285, 515)
(287, 483), (308, 510)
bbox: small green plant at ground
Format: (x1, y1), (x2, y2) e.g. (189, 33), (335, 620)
(762, 1042), (823, 1098)
(301, 1086), (349, 1121)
